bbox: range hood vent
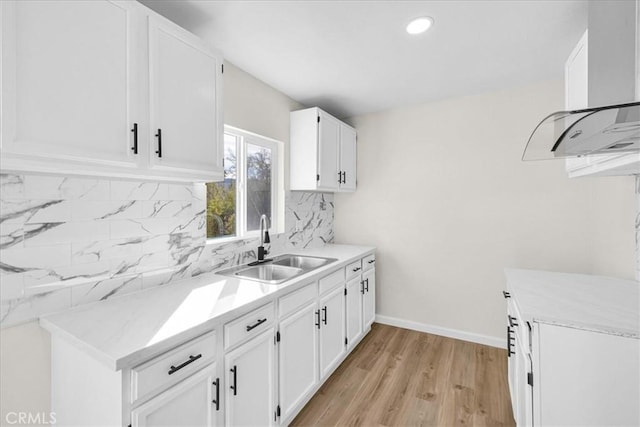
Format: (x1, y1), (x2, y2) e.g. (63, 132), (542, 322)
(522, 102), (640, 161)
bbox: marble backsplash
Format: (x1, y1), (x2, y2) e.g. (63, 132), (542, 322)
(0, 174), (334, 327)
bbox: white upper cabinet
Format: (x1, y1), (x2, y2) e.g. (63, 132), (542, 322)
(147, 15), (223, 180)
(0, 0), (141, 170)
(0, 0), (224, 182)
(290, 107), (357, 192)
(339, 125), (357, 191)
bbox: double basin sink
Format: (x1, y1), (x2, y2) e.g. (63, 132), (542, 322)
(217, 254), (337, 284)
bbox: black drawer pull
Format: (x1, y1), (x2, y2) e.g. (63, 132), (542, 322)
(168, 354), (201, 375)
(508, 315), (518, 328)
(246, 318), (267, 332)
(352, 267), (361, 272)
(322, 306), (327, 325)
(315, 310), (320, 329)
(155, 128), (162, 157)
(503, 291), (511, 299)
(131, 123), (138, 154)
(212, 378), (220, 410)
(367, 259), (375, 264)
(230, 365), (237, 395)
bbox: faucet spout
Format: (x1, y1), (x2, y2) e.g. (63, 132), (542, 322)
(257, 214), (270, 262)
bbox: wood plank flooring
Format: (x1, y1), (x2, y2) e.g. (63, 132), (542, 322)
(291, 323), (514, 427)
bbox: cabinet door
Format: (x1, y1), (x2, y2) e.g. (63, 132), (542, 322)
(514, 335), (532, 427)
(225, 328), (276, 427)
(339, 125), (357, 191)
(1, 0), (141, 168)
(319, 286), (346, 379)
(317, 112), (340, 191)
(279, 301), (319, 421)
(362, 269), (376, 329)
(345, 276), (363, 347)
(131, 363), (219, 427)
(147, 14), (223, 181)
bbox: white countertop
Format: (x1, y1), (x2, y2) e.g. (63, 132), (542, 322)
(505, 268), (639, 338)
(40, 244), (375, 371)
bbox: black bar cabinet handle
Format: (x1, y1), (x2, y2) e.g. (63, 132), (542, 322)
(212, 378), (220, 410)
(337, 171), (342, 184)
(503, 291), (511, 299)
(246, 318), (267, 332)
(365, 278), (369, 292)
(168, 353), (202, 375)
(507, 327), (514, 357)
(155, 128), (162, 157)
(130, 123), (138, 154)
(315, 310), (320, 329)
(230, 365), (237, 395)
(322, 306), (327, 325)
(342, 171), (346, 184)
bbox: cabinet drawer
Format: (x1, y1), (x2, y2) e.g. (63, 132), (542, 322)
(131, 330), (216, 403)
(279, 282), (317, 318)
(362, 254), (376, 271)
(345, 260), (362, 281)
(319, 269), (344, 295)
(225, 303), (275, 350)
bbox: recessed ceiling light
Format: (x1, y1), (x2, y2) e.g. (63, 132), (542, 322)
(406, 16), (434, 35)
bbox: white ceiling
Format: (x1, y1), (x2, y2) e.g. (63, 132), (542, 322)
(141, 0), (587, 119)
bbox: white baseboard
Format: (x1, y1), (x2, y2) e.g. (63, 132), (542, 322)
(375, 314), (505, 349)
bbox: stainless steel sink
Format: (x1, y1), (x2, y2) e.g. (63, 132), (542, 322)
(234, 264), (303, 283)
(272, 255), (333, 270)
(217, 254), (337, 284)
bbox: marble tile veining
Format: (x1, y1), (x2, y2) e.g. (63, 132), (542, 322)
(0, 173), (334, 327)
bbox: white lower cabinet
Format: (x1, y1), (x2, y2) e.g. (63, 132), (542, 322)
(224, 327), (277, 427)
(362, 268), (376, 329)
(278, 301), (319, 421)
(346, 255), (376, 349)
(131, 363), (219, 427)
(504, 290), (639, 427)
(345, 275), (364, 347)
(319, 286), (346, 379)
(47, 251), (376, 427)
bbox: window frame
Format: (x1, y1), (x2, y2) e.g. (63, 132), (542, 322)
(206, 125), (283, 244)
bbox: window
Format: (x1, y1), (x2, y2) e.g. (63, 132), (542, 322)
(206, 126), (282, 240)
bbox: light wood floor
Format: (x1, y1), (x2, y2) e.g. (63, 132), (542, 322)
(291, 323), (515, 427)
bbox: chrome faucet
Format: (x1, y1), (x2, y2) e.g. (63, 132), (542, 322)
(257, 214), (271, 262)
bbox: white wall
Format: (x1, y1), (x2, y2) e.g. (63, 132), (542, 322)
(0, 62), (306, 426)
(334, 79), (637, 344)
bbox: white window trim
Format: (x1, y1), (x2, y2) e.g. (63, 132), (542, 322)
(206, 125), (284, 244)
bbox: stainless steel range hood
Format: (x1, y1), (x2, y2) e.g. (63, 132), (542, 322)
(522, 102), (640, 161)
(523, 0), (640, 164)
